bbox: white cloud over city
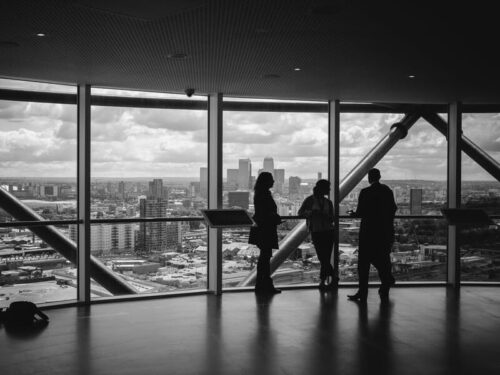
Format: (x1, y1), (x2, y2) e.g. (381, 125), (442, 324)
(0, 92), (499, 181)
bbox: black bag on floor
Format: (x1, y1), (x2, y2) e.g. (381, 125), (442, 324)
(0, 301), (49, 327)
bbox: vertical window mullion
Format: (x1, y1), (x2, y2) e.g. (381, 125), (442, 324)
(207, 93), (223, 294)
(77, 84), (91, 303)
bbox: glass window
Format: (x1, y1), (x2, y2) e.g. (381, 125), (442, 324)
(222, 101), (328, 288)
(0, 99), (77, 221)
(90, 92), (208, 297)
(461, 113), (500, 281)
(339, 113), (448, 282)
(0, 226), (76, 307)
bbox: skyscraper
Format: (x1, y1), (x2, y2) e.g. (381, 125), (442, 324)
(289, 176), (301, 197)
(138, 197), (168, 253)
(238, 159), (252, 190)
(200, 167), (208, 199)
(410, 188), (423, 215)
(149, 179), (165, 199)
(227, 168), (239, 189)
(263, 157), (274, 176)
(118, 181), (126, 198)
(274, 169), (285, 194)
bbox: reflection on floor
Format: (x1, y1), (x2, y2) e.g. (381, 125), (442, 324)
(0, 287), (499, 375)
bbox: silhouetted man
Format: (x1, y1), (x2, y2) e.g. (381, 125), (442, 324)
(348, 168), (397, 302)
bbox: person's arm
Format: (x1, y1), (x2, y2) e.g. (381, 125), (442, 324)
(350, 190), (365, 218)
(298, 197), (313, 218)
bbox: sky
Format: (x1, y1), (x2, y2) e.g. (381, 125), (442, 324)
(1, 79), (499, 181)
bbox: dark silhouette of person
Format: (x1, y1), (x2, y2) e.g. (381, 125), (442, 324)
(249, 172), (282, 294)
(348, 168), (397, 302)
(298, 179), (336, 290)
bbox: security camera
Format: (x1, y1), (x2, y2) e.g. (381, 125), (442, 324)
(185, 88), (195, 97)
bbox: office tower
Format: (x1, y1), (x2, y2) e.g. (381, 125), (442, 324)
(118, 181), (125, 198)
(166, 222), (182, 251)
(138, 197), (168, 253)
(238, 159), (252, 190)
(410, 188), (423, 215)
(318, 172), (322, 180)
(227, 168), (239, 189)
(200, 167), (208, 199)
(190, 182), (200, 197)
(274, 169), (285, 194)
(263, 157), (274, 176)
(228, 191), (250, 209)
(149, 179), (165, 199)
(289, 176), (301, 197)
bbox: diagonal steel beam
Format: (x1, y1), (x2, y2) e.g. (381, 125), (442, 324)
(239, 112), (422, 286)
(0, 188), (137, 295)
(422, 112), (500, 182)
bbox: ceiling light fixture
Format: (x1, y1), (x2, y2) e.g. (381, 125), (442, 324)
(36, 33), (46, 37)
(408, 75), (415, 79)
(294, 68), (301, 71)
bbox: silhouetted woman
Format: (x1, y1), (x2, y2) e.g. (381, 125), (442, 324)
(249, 172), (282, 294)
(298, 179), (335, 290)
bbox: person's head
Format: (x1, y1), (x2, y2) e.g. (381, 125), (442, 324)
(313, 179), (331, 197)
(368, 168), (381, 184)
(254, 171), (274, 191)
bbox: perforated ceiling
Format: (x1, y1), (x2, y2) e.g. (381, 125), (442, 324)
(0, 0), (498, 103)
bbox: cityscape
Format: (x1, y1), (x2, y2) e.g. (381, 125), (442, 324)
(1, 156), (500, 306)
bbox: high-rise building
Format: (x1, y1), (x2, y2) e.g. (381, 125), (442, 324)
(200, 167), (208, 199)
(228, 191), (250, 209)
(227, 168), (239, 189)
(410, 188), (423, 215)
(118, 181), (126, 198)
(238, 159), (252, 190)
(166, 222), (182, 251)
(149, 179), (165, 199)
(263, 157), (274, 176)
(289, 176), (301, 197)
(274, 169), (285, 194)
(318, 172), (322, 180)
(138, 197), (168, 253)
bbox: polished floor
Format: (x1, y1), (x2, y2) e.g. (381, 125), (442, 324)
(0, 287), (499, 375)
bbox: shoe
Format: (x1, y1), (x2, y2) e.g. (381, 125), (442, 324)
(347, 292), (367, 302)
(255, 286), (281, 294)
(378, 289), (389, 301)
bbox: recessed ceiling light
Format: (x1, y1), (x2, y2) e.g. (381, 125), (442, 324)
(36, 33), (46, 37)
(167, 53), (188, 59)
(294, 67), (301, 71)
(408, 75), (415, 79)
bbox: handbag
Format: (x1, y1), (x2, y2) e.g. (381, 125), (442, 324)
(248, 225), (260, 245)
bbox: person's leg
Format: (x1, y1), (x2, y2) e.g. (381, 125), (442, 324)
(312, 232), (328, 286)
(348, 251), (370, 301)
(256, 247), (270, 289)
(373, 251), (395, 299)
(256, 248), (280, 293)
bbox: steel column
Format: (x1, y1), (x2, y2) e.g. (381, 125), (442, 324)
(423, 112), (500, 182)
(329, 100), (340, 285)
(207, 93), (223, 295)
(0, 188), (136, 294)
(447, 103), (462, 287)
(77, 84), (91, 302)
(240, 112), (421, 286)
